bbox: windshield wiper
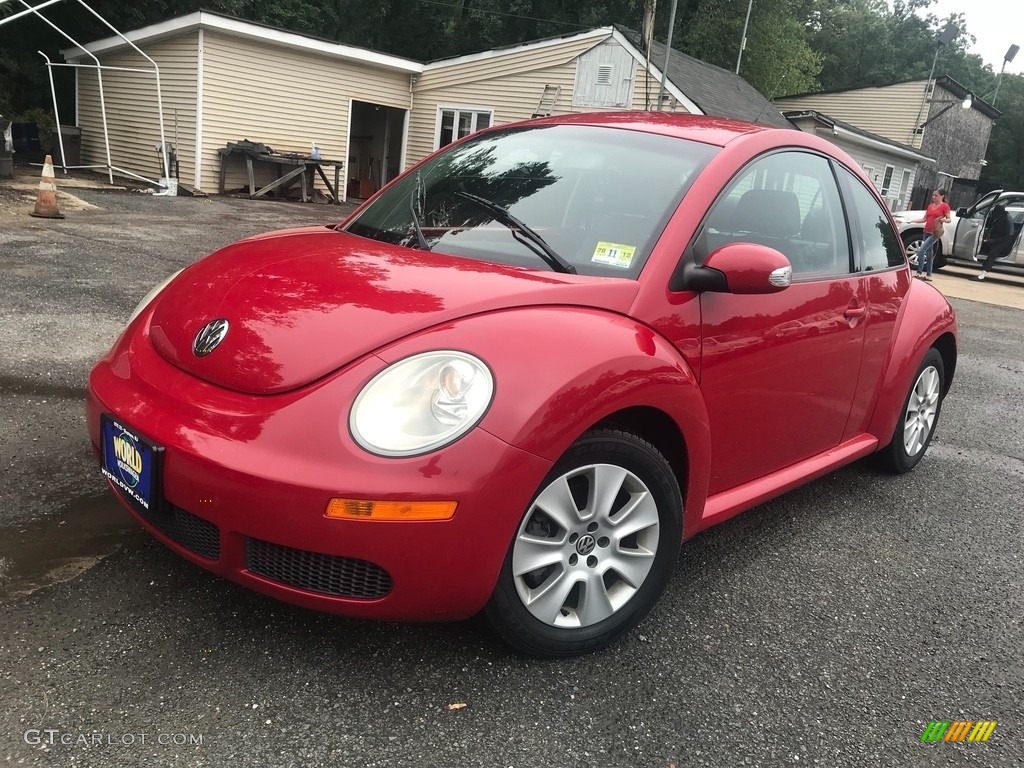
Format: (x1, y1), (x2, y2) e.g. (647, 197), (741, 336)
(454, 190), (576, 274)
(408, 172), (431, 250)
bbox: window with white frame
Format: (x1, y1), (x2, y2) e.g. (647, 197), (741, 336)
(880, 164), (895, 197)
(896, 169), (912, 209)
(437, 108), (493, 149)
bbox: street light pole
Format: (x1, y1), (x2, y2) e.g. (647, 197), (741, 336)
(992, 44), (1019, 108)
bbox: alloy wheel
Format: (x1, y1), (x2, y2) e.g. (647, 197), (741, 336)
(903, 364), (941, 456)
(511, 462), (660, 628)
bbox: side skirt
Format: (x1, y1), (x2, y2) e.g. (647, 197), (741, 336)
(692, 434), (879, 536)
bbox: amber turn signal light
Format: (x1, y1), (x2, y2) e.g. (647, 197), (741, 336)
(325, 498), (457, 521)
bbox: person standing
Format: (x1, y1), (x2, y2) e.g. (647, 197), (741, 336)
(914, 189), (952, 281)
(977, 203), (1015, 280)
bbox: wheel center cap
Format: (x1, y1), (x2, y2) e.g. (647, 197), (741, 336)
(576, 534), (596, 556)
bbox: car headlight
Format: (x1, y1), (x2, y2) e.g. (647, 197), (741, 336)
(350, 351), (494, 457)
(127, 268), (184, 325)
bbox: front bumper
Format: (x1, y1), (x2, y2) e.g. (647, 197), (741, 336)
(86, 325), (551, 622)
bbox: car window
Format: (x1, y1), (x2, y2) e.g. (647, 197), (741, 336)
(699, 150), (851, 279)
(344, 124), (718, 278)
(837, 167), (904, 271)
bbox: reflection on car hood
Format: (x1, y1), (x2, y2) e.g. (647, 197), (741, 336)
(148, 227), (638, 395)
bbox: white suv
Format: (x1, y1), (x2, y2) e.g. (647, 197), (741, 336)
(893, 189), (1024, 271)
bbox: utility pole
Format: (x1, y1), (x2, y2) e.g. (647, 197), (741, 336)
(656, 0), (678, 111)
(736, 0), (754, 75)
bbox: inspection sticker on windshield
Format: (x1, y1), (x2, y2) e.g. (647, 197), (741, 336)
(592, 241), (636, 268)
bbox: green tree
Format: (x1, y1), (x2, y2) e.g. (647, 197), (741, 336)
(682, 0), (821, 98)
(980, 73), (1024, 190)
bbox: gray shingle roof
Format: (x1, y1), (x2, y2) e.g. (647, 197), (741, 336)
(616, 26), (793, 129)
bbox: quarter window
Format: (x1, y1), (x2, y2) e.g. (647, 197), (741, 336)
(837, 167), (904, 271)
(437, 108), (493, 149)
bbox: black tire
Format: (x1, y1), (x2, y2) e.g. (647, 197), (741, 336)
(877, 348), (945, 474)
(486, 429), (682, 657)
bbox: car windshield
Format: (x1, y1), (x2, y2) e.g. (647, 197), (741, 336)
(344, 124), (718, 278)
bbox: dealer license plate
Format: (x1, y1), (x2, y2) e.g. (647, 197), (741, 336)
(100, 415), (162, 512)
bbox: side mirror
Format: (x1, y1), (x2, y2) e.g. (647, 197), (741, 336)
(685, 242), (792, 294)
(956, 207), (968, 217)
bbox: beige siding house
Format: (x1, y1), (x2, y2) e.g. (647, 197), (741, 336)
(65, 12), (420, 198)
(407, 29), (708, 166)
(775, 76), (1000, 209)
(775, 82), (927, 149)
(784, 111), (932, 212)
(65, 13), (789, 201)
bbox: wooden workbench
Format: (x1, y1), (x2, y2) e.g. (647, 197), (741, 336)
(217, 147), (344, 204)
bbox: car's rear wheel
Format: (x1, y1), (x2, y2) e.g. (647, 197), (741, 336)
(877, 348), (945, 473)
(486, 429), (682, 657)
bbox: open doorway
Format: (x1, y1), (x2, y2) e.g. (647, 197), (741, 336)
(348, 100), (406, 200)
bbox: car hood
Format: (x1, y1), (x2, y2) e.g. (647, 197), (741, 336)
(148, 226), (639, 394)
(893, 209), (959, 224)
(892, 209), (928, 225)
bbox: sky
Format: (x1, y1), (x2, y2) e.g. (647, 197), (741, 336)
(921, 0), (1024, 74)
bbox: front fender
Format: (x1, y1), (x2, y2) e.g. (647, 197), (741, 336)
(377, 306), (712, 529)
(867, 280), (958, 445)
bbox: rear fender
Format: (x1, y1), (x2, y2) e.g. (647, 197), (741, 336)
(867, 281), (958, 444)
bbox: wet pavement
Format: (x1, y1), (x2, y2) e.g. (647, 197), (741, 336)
(0, 495), (143, 598)
(0, 180), (1022, 767)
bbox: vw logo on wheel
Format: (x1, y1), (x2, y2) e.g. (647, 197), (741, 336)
(193, 319), (229, 357)
(575, 534), (596, 556)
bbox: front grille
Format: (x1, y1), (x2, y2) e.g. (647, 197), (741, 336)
(138, 504), (221, 561)
(245, 538), (392, 599)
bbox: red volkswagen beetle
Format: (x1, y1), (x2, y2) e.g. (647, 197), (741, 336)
(86, 113), (957, 657)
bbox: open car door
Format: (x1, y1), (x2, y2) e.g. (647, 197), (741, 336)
(952, 189), (1003, 258)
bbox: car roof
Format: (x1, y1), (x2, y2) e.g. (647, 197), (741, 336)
(513, 111), (777, 148)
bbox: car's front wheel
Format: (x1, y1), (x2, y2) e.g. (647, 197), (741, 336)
(902, 231), (945, 270)
(486, 429), (682, 657)
(877, 348), (945, 473)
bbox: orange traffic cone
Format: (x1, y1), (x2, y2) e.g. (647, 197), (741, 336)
(29, 154), (65, 219)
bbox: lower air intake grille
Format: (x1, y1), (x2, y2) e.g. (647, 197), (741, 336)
(245, 538), (392, 599)
(139, 504), (221, 561)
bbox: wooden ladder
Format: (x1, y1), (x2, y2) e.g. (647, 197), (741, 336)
(532, 85), (561, 117)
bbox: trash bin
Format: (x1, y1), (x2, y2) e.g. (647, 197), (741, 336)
(11, 122), (42, 163)
(0, 117), (13, 179)
(53, 125), (82, 167)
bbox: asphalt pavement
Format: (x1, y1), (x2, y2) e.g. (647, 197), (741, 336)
(0, 182), (1021, 767)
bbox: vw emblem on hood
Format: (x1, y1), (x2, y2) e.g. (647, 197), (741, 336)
(193, 319), (229, 357)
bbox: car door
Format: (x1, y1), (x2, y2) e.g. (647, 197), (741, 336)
(693, 150), (868, 493)
(952, 189), (1002, 258)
